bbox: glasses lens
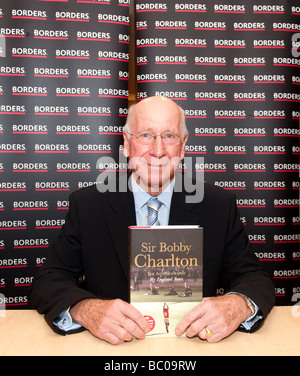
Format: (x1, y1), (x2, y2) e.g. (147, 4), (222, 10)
(137, 133), (154, 145)
(135, 132), (180, 145)
(163, 133), (179, 145)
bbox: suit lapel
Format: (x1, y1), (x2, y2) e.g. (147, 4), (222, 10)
(169, 189), (200, 226)
(106, 190), (136, 279)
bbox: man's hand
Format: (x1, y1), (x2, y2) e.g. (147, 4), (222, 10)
(70, 298), (150, 345)
(175, 294), (252, 342)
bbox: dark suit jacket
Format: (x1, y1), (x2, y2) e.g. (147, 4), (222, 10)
(30, 178), (275, 334)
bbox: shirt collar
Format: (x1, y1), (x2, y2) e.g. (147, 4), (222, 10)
(131, 175), (175, 213)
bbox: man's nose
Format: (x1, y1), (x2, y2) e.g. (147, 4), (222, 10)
(150, 135), (166, 157)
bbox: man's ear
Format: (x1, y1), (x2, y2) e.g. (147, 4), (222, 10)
(123, 132), (129, 158)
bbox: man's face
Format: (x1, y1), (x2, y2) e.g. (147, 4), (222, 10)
(123, 97), (188, 195)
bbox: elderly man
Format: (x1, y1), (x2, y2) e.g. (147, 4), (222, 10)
(30, 96), (275, 344)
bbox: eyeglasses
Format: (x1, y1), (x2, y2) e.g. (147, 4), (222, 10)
(127, 131), (182, 146)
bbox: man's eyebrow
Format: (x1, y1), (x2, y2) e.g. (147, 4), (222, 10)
(137, 128), (177, 134)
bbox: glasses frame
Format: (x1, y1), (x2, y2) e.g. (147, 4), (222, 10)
(126, 131), (183, 146)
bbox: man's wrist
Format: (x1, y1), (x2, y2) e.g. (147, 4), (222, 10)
(243, 295), (255, 316)
(226, 292), (256, 321)
(69, 298), (94, 325)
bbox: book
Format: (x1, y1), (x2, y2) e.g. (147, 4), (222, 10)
(128, 225), (203, 338)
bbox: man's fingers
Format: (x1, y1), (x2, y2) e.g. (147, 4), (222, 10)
(100, 327), (128, 345)
(120, 301), (151, 336)
(93, 310), (148, 344)
(184, 319), (205, 338)
(70, 298), (150, 345)
(121, 316), (147, 340)
(176, 295), (251, 343)
(108, 300), (150, 341)
(175, 302), (204, 336)
(175, 321), (189, 337)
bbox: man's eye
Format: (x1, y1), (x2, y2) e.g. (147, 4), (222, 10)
(141, 133), (151, 138)
(164, 133), (174, 139)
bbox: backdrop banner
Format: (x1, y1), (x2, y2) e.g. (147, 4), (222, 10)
(0, 0), (129, 308)
(136, 0), (300, 305)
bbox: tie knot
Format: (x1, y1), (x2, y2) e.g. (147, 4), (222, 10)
(147, 197), (162, 211)
(146, 197), (162, 226)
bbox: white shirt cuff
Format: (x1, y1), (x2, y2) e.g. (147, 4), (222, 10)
(54, 307), (82, 332)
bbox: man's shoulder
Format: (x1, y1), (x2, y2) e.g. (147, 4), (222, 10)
(70, 184), (100, 200)
(204, 182), (235, 200)
(175, 172), (235, 203)
(185, 181), (236, 210)
(201, 182), (236, 208)
(70, 180), (132, 204)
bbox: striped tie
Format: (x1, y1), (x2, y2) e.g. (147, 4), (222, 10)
(146, 197), (162, 226)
